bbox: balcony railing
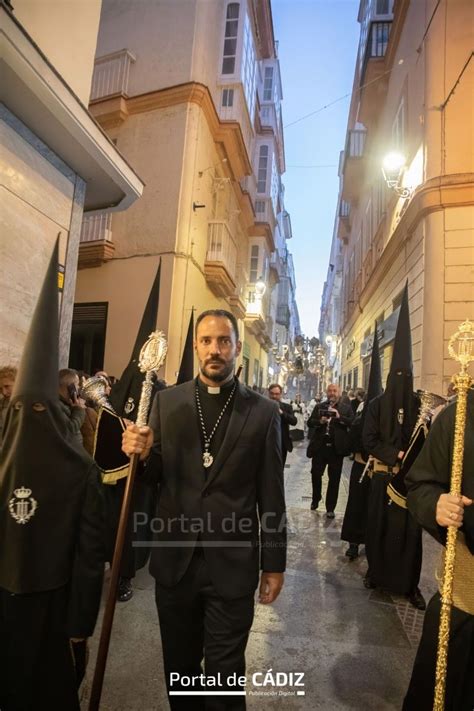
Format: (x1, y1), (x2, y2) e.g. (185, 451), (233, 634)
(206, 221), (237, 278)
(90, 49), (136, 101)
(218, 86), (253, 163)
(80, 213), (112, 243)
(339, 200), (351, 219)
(346, 129), (366, 158)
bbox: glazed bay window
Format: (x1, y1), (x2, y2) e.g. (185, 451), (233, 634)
(241, 12), (257, 120)
(263, 66), (273, 101)
(221, 88), (234, 107)
(257, 145), (269, 193)
(249, 244), (259, 283)
(222, 3), (240, 75)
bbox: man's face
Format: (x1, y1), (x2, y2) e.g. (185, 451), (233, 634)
(269, 387), (282, 402)
(195, 316), (241, 383)
(0, 378), (14, 399)
(327, 385), (339, 402)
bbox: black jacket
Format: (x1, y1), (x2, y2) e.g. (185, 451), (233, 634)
(146, 379), (287, 599)
(279, 401), (297, 454)
(406, 392), (474, 553)
(307, 399), (354, 457)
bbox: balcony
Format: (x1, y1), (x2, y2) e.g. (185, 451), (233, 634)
(276, 304), (290, 328)
(204, 221), (237, 297)
(218, 86), (253, 166)
(359, 21), (392, 124)
(90, 49), (136, 101)
(78, 214), (115, 269)
(341, 129), (367, 202)
(228, 263), (249, 321)
(337, 200), (351, 242)
(281, 210), (292, 240)
(244, 284), (271, 346)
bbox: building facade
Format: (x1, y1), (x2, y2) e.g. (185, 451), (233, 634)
(73, 0), (299, 386)
(0, 0), (143, 366)
(319, 0), (474, 395)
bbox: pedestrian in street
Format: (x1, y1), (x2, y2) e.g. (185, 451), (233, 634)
(403, 389), (474, 711)
(0, 366), (17, 450)
(0, 243), (105, 711)
(122, 308), (286, 710)
(341, 328), (383, 560)
(58, 368), (86, 447)
(289, 393), (305, 441)
(268, 382), (297, 465)
(306, 383), (354, 518)
(362, 283), (425, 610)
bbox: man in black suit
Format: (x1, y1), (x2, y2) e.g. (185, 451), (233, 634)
(123, 309), (286, 710)
(268, 383), (297, 466)
(307, 383), (354, 518)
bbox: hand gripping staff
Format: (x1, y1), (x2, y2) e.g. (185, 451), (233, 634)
(433, 320), (473, 711)
(89, 331), (168, 710)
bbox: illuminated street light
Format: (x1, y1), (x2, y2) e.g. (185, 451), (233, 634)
(255, 276), (266, 298)
(381, 151), (412, 198)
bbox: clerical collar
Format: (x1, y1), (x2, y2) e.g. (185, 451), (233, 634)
(197, 375), (236, 396)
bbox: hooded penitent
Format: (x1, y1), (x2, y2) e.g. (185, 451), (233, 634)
(176, 311), (194, 385)
(377, 281), (419, 452)
(109, 261), (161, 420)
(0, 242), (96, 593)
(352, 325), (384, 457)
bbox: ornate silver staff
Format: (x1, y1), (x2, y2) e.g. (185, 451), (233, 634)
(433, 319), (473, 710)
(89, 331), (168, 711)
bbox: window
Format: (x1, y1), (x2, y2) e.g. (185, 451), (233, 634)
(257, 145), (269, 193)
(69, 302), (108, 374)
(222, 3), (240, 75)
(249, 244), (259, 283)
(353, 366), (359, 388)
(242, 13), (257, 119)
(270, 153), (279, 211)
(263, 66), (273, 101)
(373, 176), (386, 231)
(392, 97), (406, 151)
(375, 0), (393, 15)
(375, 311), (384, 331)
(253, 359), (259, 386)
(255, 200), (266, 215)
(221, 88), (234, 107)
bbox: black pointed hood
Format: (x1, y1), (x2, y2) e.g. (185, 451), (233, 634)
(0, 242), (95, 594)
(109, 261), (161, 419)
(377, 281), (419, 450)
(13, 240), (60, 403)
(366, 325), (383, 404)
(177, 311), (195, 385)
(389, 281), (412, 376)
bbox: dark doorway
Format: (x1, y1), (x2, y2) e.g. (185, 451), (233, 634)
(69, 302), (108, 375)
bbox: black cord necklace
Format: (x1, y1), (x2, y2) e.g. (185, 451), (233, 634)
(195, 381), (237, 468)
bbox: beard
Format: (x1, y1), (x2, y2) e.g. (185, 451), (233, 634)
(201, 359), (235, 383)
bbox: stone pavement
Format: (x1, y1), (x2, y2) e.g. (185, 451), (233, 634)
(81, 441), (439, 710)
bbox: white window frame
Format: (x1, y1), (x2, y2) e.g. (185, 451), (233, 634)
(221, 3), (240, 76)
(257, 144), (269, 194)
(241, 12), (257, 121)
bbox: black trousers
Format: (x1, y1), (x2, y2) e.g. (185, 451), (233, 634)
(403, 593), (474, 710)
(155, 549), (255, 710)
(0, 586), (79, 711)
(311, 445), (344, 512)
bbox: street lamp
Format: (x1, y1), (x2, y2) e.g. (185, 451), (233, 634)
(381, 151), (412, 198)
(255, 276), (266, 298)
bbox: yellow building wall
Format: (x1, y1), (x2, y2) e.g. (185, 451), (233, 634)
(13, 0), (102, 105)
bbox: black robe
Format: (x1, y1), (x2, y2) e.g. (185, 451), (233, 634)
(341, 459), (371, 544)
(403, 394), (474, 710)
(362, 394), (422, 594)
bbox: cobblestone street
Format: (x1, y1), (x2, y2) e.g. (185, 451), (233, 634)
(82, 441), (439, 710)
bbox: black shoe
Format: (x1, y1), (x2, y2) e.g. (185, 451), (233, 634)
(117, 577), (133, 603)
(363, 575), (376, 589)
(345, 543), (359, 560)
(408, 587), (426, 610)
(326, 511), (335, 519)
(310, 502), (318, 511)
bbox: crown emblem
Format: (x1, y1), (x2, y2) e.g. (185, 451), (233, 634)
(9, 486), (38, 525)
(14, 486), (32, 499)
